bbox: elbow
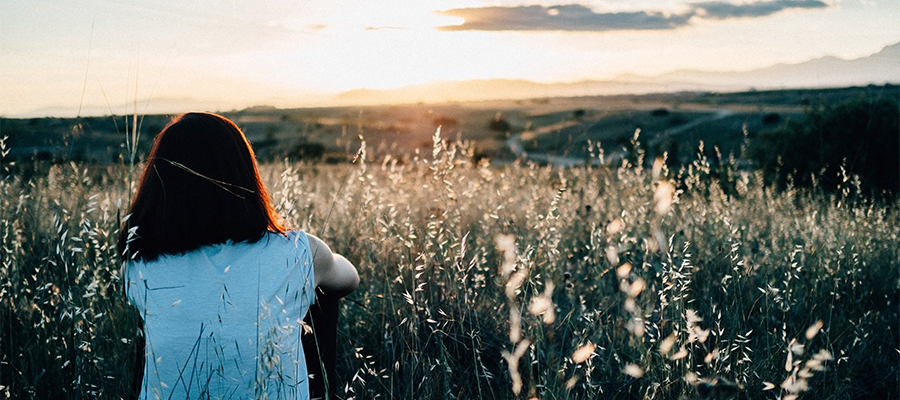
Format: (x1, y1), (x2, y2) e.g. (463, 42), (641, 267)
(320, 254), (359, 298)
(325, 278), (358, 298)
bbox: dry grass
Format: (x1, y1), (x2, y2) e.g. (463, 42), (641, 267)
(0, 132), (897, 399)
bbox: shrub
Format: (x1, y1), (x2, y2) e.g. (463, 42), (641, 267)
(290, 141), (326, 160)
(751, 97), (899, 199)
(489, 114), (511, 133)
(761, 112), (781, 125)
(651, 108), (670, 117)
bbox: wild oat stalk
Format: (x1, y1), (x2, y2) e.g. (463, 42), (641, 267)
(0, 126), (897, 399)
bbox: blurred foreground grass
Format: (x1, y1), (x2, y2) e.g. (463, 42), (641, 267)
(0, 134), (897, 399)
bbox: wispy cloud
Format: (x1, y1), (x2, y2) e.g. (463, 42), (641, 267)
(693, 0), (828, 19)
(438, 1), (829, 32)
(438, 5), (691, 32)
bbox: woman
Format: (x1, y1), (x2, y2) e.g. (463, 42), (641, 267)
(119, 112), (359, 400)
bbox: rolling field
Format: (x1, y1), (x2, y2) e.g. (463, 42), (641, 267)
(6, 86), (894, 167)
(0, 127), (897, 399)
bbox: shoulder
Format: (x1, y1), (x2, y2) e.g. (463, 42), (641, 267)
(285, 230), (308, 245)
(257, 230), (307, 249)
(280, 230), (313, 255)
(269, 231), (315, 267)
(303, 233), (333, 262)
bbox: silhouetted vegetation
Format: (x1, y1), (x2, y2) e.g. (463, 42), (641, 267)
(488, 115), (511, 133)
(290, 141), (326, 160)
(761, 112), (781, 125)
(750, 96), (900, 199)
(650, 108), (670, 117)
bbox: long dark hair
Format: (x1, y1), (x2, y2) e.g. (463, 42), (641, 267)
(118, 112), (285, 262)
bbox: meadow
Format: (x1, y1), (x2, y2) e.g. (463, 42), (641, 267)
(0, 124), (898, 399)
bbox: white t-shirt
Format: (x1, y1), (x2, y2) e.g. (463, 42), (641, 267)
(125, 231), (316, 400)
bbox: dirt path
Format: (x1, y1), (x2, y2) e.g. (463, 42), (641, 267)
(506, 108), (735, 168)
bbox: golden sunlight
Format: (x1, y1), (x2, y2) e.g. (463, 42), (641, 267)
(288, 4), (530, 91)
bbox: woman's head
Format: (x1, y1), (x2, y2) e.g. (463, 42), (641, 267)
(119, 112), (285, 261)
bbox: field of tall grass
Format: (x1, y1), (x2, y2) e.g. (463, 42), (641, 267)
(0, 130), (897, 399)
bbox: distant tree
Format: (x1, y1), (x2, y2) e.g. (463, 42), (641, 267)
(572, 109), (586, 120)
(488, 113), (511, 133)
(750, 97), (899, 198)
(290, 141), (325, 160)
(650, 108), (670, 117)
(761, 112), (781, 125)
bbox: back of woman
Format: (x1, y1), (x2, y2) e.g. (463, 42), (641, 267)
(126, 231), (316, 399)
(120, 112), (358, 400)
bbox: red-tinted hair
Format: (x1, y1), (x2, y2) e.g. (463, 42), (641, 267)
(118, 112), (285, 261)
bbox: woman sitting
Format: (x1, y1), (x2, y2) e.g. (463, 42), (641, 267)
(120, 112), (359, 400)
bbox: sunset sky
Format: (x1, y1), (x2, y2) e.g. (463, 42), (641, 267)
(1, 0), (898, 117)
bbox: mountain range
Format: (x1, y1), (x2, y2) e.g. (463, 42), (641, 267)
(330, 42), (899, 105)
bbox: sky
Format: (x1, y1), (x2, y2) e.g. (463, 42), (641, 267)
(1, 0), (898, 117)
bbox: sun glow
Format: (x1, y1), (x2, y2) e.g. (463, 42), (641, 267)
(1, 0), (898, 116)
(291, 30), (533, 91)
(259, 3), (534, 92)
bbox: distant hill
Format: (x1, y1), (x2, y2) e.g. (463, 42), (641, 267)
(331, 42), (900, 105)
(658, 42), (899, 89)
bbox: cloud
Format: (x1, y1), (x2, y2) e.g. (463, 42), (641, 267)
(693, 0), (828, 20)
(437, 1), (829, 32)
(439, 5), (692, 31)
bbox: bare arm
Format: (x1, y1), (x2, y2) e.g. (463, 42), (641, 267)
(307, 233), (359, 297)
